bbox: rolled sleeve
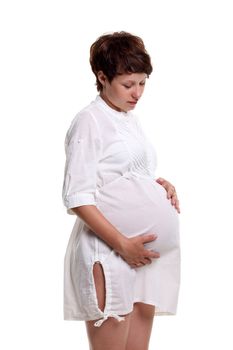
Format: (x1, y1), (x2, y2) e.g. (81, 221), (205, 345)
(62, 111), (103, 215)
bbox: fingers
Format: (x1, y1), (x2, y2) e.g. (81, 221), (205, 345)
(139, 234), (160, 258)
(167, 185), (176, 199)
(165, 185), (181, 214)
(130, 257), (152, 268)
(156, 178), (173, 196)
(155, 178), (181, 214)
(132, 255), (160, 268)
(169, 191), (181, 213)
(121, 234), (160, 268)
(155, 177), (165, 185)
(173, 198), (180, 213)
(140, 233), (158, 244)
(146, 249), (160, 259)
(121, 246), (160, 268)
(132, 262), (146, 268)
(139, 234), (160, 256)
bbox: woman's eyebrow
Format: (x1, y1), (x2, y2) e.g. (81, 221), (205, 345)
(123, 79), (146, 84)
(121, 80), (134, 83)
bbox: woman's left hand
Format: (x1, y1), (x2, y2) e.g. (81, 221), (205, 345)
(155, 177), (180, 214)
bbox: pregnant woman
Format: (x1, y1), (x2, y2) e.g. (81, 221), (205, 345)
(62, 31), (181, 350)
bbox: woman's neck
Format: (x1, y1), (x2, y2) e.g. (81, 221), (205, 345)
(99, 92), (124, 112)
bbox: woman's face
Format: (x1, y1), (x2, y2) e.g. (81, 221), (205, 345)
(98, 72), (147, 113)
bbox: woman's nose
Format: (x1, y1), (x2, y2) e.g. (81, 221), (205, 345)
(132, 86), (143, 99)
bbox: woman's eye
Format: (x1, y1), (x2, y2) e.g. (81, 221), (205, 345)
(123, 82), (145, 89)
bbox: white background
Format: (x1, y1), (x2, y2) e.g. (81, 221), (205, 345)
(0, 0), (233, 349)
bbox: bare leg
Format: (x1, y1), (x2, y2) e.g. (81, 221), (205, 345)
(125, 302), (155, 350)
(85, 262), (132, 350)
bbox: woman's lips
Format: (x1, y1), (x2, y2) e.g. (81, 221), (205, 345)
(128, 101), (137, 105)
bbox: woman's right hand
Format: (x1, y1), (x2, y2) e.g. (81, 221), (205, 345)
(115, 234), (160, 268)
(71, 205), (160, 269)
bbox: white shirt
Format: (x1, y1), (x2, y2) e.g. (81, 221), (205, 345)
(62, 95), (157, 215)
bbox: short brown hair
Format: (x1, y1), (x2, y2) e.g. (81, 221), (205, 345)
(90, 31), (153, 91)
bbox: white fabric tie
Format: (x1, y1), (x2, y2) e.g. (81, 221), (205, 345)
(94, 313), (125, 327)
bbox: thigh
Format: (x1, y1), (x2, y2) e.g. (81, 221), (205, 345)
(85, 262), (132, 350)
(85, 314), (132, 350)
(126, 302), (155, 350)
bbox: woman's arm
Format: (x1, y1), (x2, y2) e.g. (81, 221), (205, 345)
(71, 205), (160, 268)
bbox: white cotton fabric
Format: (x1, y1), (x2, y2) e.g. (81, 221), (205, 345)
(62, 95), (181, 327)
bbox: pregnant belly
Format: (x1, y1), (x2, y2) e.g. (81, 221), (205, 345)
(96, 175), (180, 255)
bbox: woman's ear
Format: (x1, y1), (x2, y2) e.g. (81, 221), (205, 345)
(97, 71), (107, 88)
